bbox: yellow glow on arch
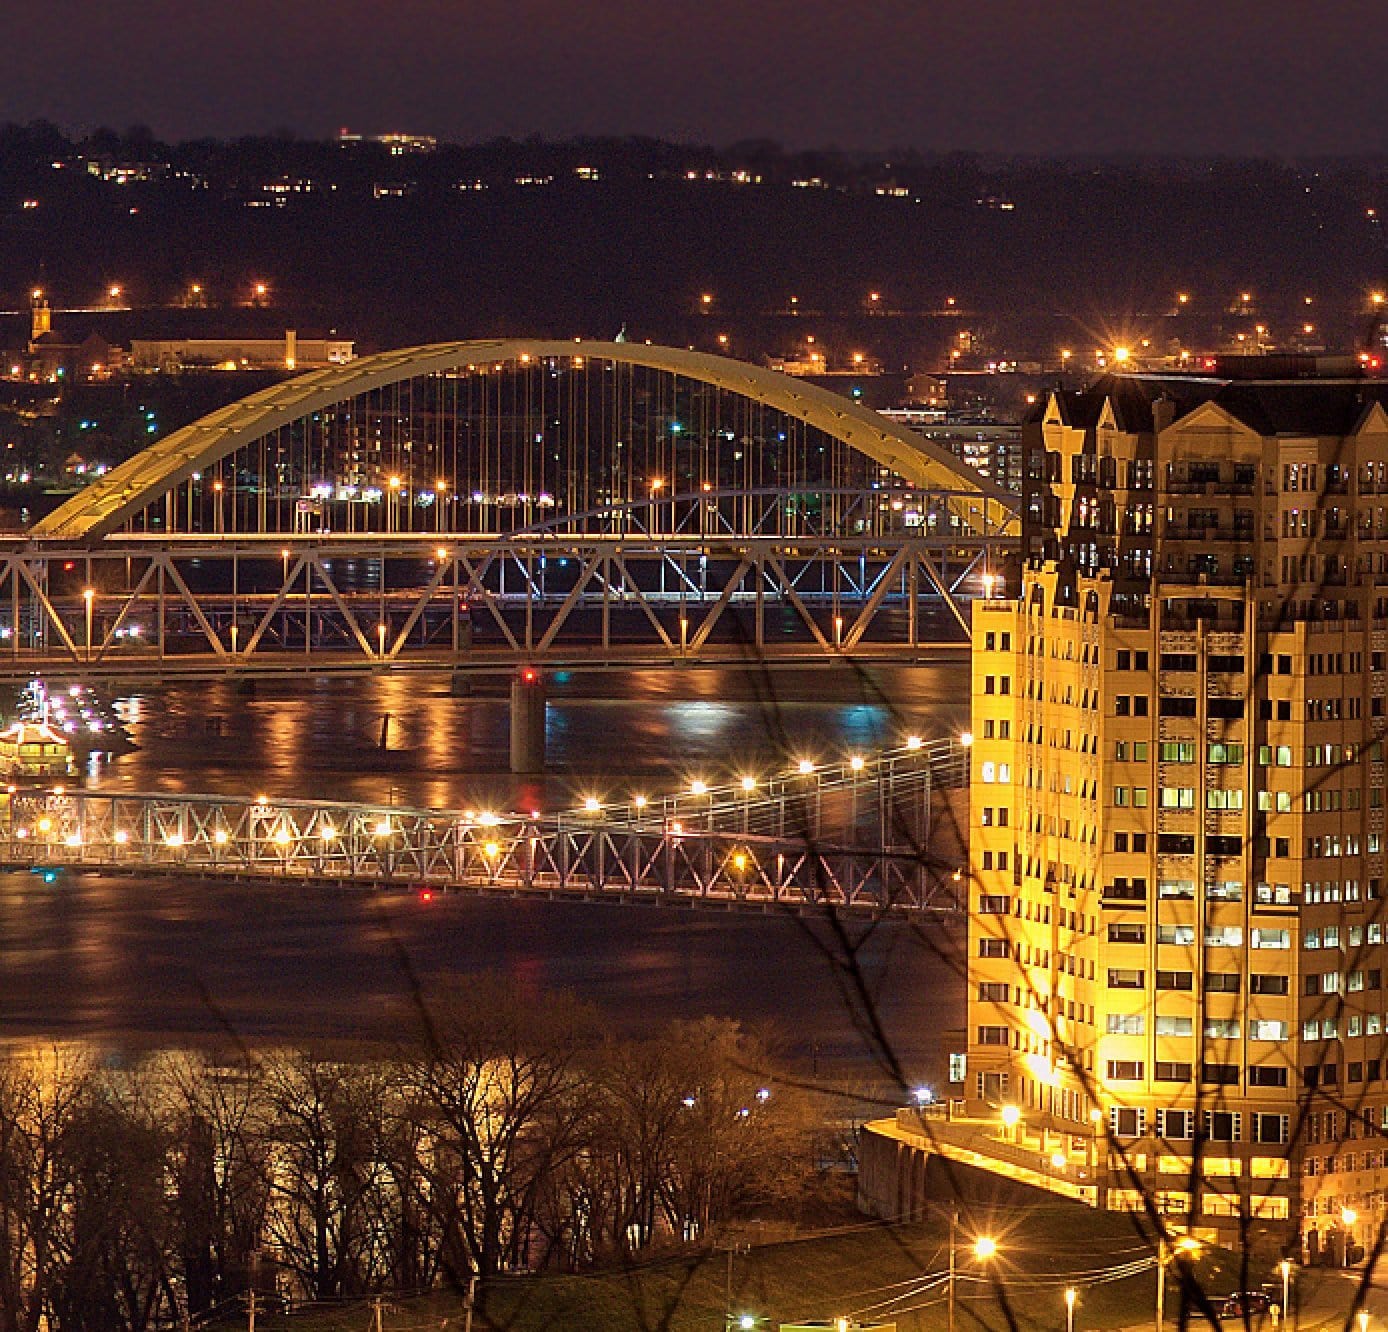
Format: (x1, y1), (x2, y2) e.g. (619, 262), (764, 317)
(33, 339), (1016, 541)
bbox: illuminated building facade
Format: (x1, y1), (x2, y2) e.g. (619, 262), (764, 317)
(967, 372), (1388, 1255)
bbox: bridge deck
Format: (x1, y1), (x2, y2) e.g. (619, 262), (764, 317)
(0, 742), (969, 914)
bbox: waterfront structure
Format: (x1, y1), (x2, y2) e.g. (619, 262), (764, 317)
(962, 369), (1388, 1254)
(129, 331), (355, 372)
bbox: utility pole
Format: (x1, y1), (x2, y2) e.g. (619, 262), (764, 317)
(462, 1272), (478, 1332)
(247, 1249), (260, 1332)
(947, 1207), (957, 1332)
(371, 1295), (383, 1332)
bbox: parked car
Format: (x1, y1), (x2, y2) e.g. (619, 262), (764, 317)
(1221, 1292), (1272, 1320)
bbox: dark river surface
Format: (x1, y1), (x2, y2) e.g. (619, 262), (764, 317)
(0, 661), (969, 1092)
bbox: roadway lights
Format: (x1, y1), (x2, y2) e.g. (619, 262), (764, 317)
(972, 1236), (998, 1261)
(960, 731), (974, 747)
(633, 795), (648, 809)
(214, 829), (229, 845)
(1050, 1150), (1067, 1169)
(583, 797), (602, 813)
(483, 841), (500, 857)
(321, 825), (337, 841)
(690, 779), (709, 796)
(165, 832), (184, 847)
(797, 759), (816, 775)
(113, 829), (129, 845)
(912, 1086), (933, 1105)
(849, 756), (865, 772)
(374, 819), (392, 837)
(740, 775), (757, 792)
(1112, 346), (1131, 363)
(273, 827), (291, 845)
(906, 735), (923, 750)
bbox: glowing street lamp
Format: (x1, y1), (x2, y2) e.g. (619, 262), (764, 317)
(82, 588), (95, 662)
(1066, 1287), (1077, 1332)
(948, 1214), (998, 1332)
(1155, 1236), (1200, 1332)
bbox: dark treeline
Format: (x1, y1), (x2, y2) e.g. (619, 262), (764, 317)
(1, 121), (1385, 358)
(0, 984), (822, 1332)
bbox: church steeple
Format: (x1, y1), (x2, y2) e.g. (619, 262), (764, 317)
(29, 288), (51, 348)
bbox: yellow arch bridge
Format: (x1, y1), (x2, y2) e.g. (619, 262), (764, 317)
(2, 341), (1018, 678)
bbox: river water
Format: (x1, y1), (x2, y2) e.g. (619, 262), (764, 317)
(0, 661), (970, 1093)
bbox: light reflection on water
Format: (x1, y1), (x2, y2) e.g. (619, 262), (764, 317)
(2, 663), (969, 1085)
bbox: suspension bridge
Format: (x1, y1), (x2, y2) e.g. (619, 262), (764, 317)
(1, 738), (971, 914)
(3, 340), (1018, 680)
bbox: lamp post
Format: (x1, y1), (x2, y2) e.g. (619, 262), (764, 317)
(82, 588), (94, 663)
(947, 1210), (997, 1332)
(1278, 1259), (1292, 1330)
(1155, 1236), (1200, 1332)
(1342, 1207), (1358, 1267)
(1065, 1287), (1077, 1332)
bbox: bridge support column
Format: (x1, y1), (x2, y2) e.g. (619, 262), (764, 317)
(509, 667), (546, 773)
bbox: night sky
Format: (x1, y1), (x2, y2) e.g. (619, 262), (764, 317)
(6, 0), (1388, 155)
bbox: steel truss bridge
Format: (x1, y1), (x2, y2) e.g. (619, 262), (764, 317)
(0, 489), (1003, 679)
(1, 740), (969, 915)
(7, 341), (1017, 679)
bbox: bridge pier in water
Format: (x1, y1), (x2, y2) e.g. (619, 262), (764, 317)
(509, 666), (547, 773)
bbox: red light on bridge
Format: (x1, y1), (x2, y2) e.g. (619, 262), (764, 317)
(520, 667), (538, 684)
(418, 889), (434, 903)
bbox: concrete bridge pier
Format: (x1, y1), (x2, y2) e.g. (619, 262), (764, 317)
(509, 666), (547, 773)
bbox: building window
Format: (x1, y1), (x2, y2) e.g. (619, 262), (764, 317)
(1106, 1014), (1145, 1035)
(1157, 1109), (1194, 1140)
(976, 1025), (1009, 1046)
(1110, 1107), (1146, 1138)
(977, 982), (1009, 1002)
(1204, 1110), (1242, 1140)
(1106, 1060), (1144, 1081)
(1154, 1061), (1193, 1082)
(1154, 1015), (1193, 1036)
(1107, 968), (1145, 989)
(1253, 1114), (1289, 1145)
(1204, 1019), (1241, 1040)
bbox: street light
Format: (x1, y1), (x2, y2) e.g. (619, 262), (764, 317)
(948, 1213), (998, 1332)
(1278, 1259), (1292, 1329)
(82, 588), (94, 663)
(1155, 1235), (1200, 1332)
(1065, 1287), (1077, 1332)
(1342, 1207), (1358, 1267)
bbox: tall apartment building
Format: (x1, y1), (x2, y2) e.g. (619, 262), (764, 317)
(967, 370), (1388, 1256)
